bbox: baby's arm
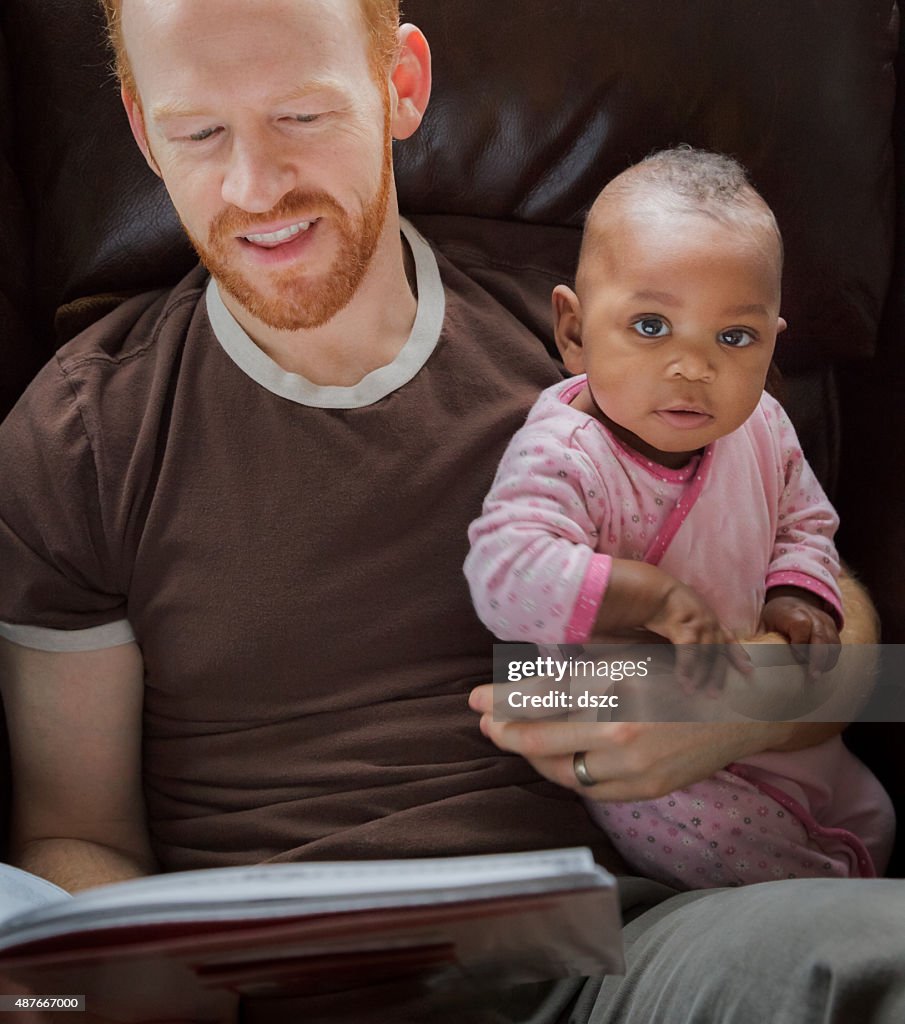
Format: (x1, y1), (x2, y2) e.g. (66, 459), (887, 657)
(465, 425), (748, 687)
(758, 399), (845, 674)
(464, 427), (614, 644)
(462, 421), (618, 643)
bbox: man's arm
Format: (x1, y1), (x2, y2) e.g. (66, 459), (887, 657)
(0, 638), (157, 892)
(469, 571), (878, 799)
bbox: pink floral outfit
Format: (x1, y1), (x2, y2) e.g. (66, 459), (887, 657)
(465, 376), (894, 887)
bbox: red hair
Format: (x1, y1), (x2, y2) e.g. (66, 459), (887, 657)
(98, 0), (401, 96)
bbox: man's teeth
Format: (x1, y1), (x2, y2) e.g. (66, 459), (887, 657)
(244, 221), (311, 244)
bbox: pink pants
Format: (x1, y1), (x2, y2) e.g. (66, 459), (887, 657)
(587, 736), (895, 889)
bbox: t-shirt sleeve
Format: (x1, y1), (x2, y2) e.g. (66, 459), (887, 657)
(0, 359), (134, 650)
(463, 423), (612, 644)
(765, 401), (844, 627)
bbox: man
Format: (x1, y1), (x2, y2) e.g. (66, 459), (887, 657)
(0, 1), (903, 1021)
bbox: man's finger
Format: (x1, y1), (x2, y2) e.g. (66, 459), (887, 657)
(468, 683), (494, 713)
(479, 715), (637, 758)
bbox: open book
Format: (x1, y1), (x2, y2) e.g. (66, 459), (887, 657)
(0, 847), (623, 1022)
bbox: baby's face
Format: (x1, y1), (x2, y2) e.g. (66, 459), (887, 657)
(556, 206), (784, 468)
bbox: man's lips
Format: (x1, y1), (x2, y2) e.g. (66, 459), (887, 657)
(239, 218), (317, 249)
(229, 218), (323, 266)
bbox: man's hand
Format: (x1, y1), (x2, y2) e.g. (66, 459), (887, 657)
(471, 573), (876, 801)
(468, 683), (792, 800)
(760, 587), (840, 678)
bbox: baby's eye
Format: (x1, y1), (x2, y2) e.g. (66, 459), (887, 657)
(719, 328), (755, 348)
(632, 317), (670, 338)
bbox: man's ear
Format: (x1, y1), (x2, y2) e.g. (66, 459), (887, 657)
(552, 285), (585, 374)
(389, 25), (431, 140)
(121, 86), (161, 178)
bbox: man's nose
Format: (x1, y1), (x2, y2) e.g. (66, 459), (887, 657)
(220, 133), (296, 213)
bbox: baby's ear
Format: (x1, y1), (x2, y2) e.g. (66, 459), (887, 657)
(552, 285), (585, 374)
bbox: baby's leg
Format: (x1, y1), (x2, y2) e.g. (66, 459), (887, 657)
(731, 733), (896, 874)
(586, 762), (875, 889)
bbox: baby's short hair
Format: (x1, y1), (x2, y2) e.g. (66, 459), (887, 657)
(617, 147), (755, 206)
(578, 147), (783, 288)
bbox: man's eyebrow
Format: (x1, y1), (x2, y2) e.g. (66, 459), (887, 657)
(151, 101), (209, 121)
(151, 82), (341, 121)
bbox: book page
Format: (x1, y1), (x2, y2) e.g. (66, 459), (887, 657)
(0, 863), (70, 924)
(0, 848), (613, 943)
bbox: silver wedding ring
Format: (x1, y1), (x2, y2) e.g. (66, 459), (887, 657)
(572, 750), (597, 787)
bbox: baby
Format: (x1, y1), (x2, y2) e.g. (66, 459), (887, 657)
(464, 148), (894, 888)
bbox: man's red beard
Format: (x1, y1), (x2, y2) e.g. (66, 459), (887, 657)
(187, 134), (393, 332)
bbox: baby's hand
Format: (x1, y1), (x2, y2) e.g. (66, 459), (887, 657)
(760, 588), (840, 678)
(644, 579), (752, 694)
(590, 562), (752, 694)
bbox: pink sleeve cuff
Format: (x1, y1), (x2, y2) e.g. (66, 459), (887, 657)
(765, 571), (844, 629)
(565, 554), (613, 643)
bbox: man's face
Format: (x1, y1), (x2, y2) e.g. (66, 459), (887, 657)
(121, 0), (394, 331)
(556, 206), (785, 467)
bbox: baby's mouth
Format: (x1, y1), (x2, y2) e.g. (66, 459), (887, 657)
(655, 407), (714, 429)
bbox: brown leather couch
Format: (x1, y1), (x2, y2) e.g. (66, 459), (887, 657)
(0, 1), (902, 868)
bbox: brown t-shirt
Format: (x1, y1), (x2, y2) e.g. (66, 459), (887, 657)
(0, 222), (620, 872)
